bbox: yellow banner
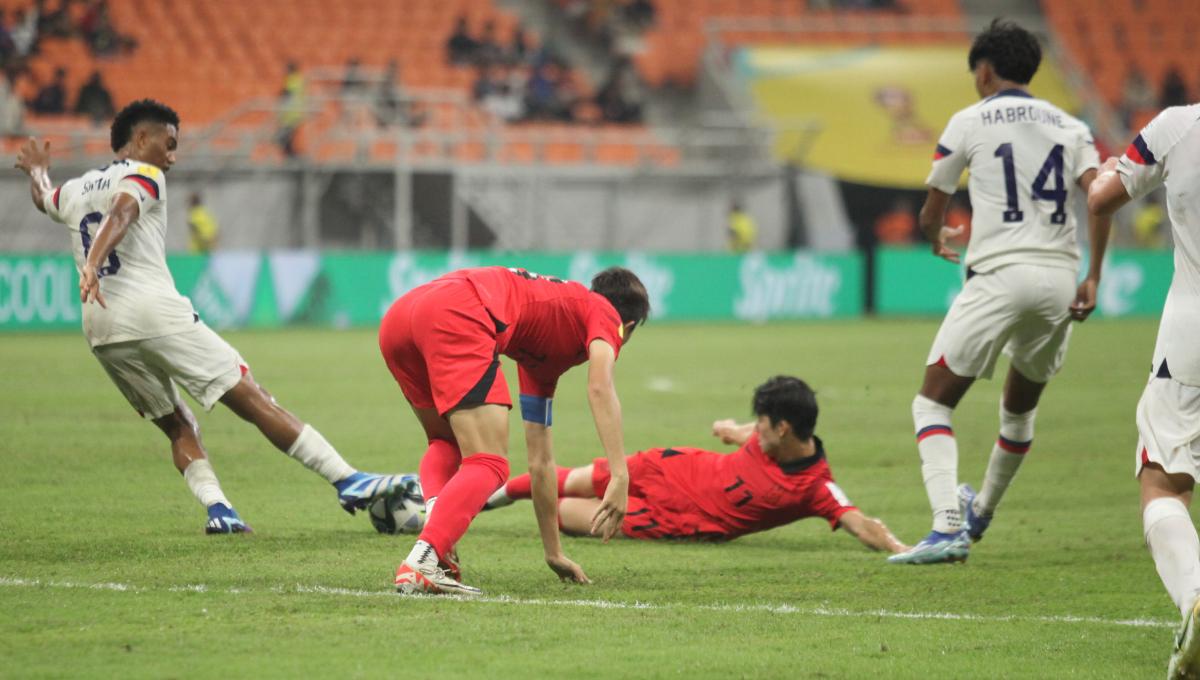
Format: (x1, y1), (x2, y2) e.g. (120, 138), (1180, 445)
(738, 45), (1080, 188)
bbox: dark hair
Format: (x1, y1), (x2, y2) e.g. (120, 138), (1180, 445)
(110, 99), (179, 152)
(752, 375), (818, 440)
(968, 19), (1041, 85)
(590, 266), (650, 330)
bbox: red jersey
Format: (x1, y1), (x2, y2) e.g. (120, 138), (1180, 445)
(450, 267), (625, 397)
(613, 433), (856, 540)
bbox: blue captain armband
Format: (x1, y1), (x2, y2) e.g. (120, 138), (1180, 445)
(519, 394), (553, 426)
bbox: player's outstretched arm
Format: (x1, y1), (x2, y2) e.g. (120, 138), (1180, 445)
(522, 418), (590, 584)
(14, 137), (53, 214)
(711, 419), (754, 446)
(78, 192), (140, 309)
(1071, 166), (1114, 321)
(837, 510), (909, 554)
(585, 338), (628, 542)
(918, 188), (964, 264)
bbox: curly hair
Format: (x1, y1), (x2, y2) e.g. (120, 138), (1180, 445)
(752, 375), (818, 440)
(110, 99), (180, 152)
(968, 19), (1041, 85)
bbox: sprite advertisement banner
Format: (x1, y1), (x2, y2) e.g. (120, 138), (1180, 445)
(875, 247), (1175, 317)
(0, 251), (864, 331)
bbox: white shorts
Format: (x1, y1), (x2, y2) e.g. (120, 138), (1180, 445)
(926, 263), (1076, 382)
(92, 322), (247, 420)
(1135, 376), (1200, 480)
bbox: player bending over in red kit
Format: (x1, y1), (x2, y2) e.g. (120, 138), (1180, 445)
(487, 375), (907, 552)
(379, 266), (650, 595)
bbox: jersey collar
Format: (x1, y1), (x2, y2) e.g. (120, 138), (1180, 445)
(775, 435), (826, 475)
(986, 88), (1034, 102)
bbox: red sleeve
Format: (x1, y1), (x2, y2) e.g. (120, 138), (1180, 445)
(807, 479), (858, 531)
(585, 297), (625, 359)
(518, 363), (558, 399)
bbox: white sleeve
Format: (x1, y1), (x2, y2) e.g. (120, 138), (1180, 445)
(113, 163), (165, 212)
(925, 112), (971, 195)
(43, 179), (74, 224)
(1117, 106), (1195, 200)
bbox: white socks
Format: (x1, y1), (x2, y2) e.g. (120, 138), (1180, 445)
(406, 539), (438, 569)
(912, 394), (961, 533)
(975, 405), (1036, 517)
(286, 424), (356, 483)
(183, 459), (229, 508)
(1144, 497), (1200, 616)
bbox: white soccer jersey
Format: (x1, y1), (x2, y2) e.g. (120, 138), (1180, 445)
(44, 158), (196, 347)
(926, 89), (1100, 273)
(1117, 103), (1200, 386)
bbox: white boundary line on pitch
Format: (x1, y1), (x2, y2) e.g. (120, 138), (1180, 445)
(0, 576), (1173, 630)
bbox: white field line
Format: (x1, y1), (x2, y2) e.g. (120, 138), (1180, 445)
(0, 576), (1173, 630)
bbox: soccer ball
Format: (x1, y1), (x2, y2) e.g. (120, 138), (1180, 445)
(368, 488), (425, 535)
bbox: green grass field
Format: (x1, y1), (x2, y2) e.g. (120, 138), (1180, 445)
(0, 319), (1180, 678)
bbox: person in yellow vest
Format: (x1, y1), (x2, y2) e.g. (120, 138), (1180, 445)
(727, 200), (757, 252)
(187, 193), (219, 254)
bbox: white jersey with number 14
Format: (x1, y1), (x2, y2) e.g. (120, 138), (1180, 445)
(44, 159), (196, 347)
(926, 89), (1100, 274)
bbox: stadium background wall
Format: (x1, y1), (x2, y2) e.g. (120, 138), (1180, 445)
(0, 249), (1171, 331)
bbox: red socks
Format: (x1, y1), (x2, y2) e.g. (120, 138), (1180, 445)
(419, 438), (461, 502)
(418, 452), (509, 558)
(504, 466), (572, 499)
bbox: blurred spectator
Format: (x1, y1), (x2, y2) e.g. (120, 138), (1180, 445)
(0, 10), (13, 60)
(595, 56), (643, 124)
(479, 66), (524, 122)
(0, 70), (25, 136)
(84, 0), (135, 56)
(1160, 65), (1188, 109)
(30, 66), (66, 114)
(277, 62), (305, 157)
(74, 70), (113, 124)
(472, 64), (502, 102)
(727, 200), (757, 252)
(508, 25), (529, 65)
(38, 0), (75, 39)
(10, 7), (39, 59)
(374, 59), (425, 128)
(446, 15), (478, 65)
(525, 62), (577, 122)
(341, 58), (366, 95)
(622, 0), (656, 28)
(1120, 65), (1155, 129)
(874, 198), (916, 245)
(474, 20), (503, 67)
(187, 193), (219, 254)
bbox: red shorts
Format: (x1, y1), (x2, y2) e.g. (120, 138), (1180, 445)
(378, 279), (512, 416)
(592, 454), (731, 541)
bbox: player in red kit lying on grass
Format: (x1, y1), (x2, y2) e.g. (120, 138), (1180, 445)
(487, 375), (907, 552)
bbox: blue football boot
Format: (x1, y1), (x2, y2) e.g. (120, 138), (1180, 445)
(205, 503), (252, 534)
(335, 472), (420, 515)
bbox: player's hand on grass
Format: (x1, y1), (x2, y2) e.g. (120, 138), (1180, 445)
(932, 225), (964, 263)
(14, 137), (50, 175)
(546, 552), (590, 584)
(1070, 278), (1098, 321)
(79, 263), (106, 308)
(591, 473), (628, 542)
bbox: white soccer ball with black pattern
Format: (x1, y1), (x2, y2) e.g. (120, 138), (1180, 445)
(368, 489), (425, 535)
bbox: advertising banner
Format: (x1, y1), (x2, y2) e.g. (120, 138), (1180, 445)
(0, 251), (864, 331)
(735, 45), (1079, 188)
(874, 247), (1174, 318)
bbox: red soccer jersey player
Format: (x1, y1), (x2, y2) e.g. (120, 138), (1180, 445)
(488, 376), (908, 553)
(379, 266), (650, 595)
